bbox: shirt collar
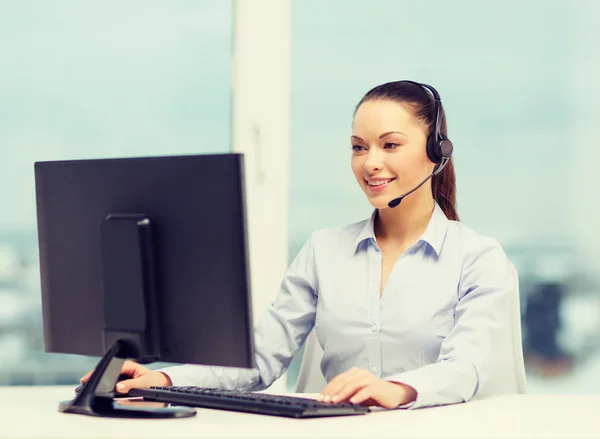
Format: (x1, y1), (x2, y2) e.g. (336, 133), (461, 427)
(352, 202), (449, 255)
(353, 210), (378, 250)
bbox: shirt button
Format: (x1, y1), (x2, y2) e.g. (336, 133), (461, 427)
(370, 324), (377, 332)
(371, 366), (377, 373)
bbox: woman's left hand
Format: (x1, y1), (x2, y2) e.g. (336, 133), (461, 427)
(318, 367), (417, 408)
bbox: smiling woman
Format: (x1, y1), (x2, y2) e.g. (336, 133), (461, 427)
(351, 81), (458, 220)
(87, 79), (524, 411)
(287, 0), (600, 398)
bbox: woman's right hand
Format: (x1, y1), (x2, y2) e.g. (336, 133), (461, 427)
(79, 360), (172, 394)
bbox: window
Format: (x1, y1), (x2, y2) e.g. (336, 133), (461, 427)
(287, 0), (600, 392)
(0, 1), (233, 385)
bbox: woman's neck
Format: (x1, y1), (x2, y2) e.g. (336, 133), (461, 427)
(375, 194), (435, 248)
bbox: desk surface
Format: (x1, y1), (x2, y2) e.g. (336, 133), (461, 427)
(0, 386), (597, 439)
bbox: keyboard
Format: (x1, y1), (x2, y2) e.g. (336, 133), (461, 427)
(128, 386), (371, 418)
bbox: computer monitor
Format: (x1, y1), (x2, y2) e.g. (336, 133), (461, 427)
(34, 153), (256, 418)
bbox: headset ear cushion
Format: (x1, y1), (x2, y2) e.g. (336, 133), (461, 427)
(439, 137), (454, 158)
(426, 135), (441, 163)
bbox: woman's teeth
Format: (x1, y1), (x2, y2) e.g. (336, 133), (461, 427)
(367, 178), (394, 186)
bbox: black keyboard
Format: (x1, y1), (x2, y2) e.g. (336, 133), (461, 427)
(128, 386), (371, 418)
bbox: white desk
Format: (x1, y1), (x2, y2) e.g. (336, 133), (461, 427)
(0, 386), (597, 439)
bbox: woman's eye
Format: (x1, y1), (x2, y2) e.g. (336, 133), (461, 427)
(351, 144), (366, 152)
(384, 142), (400, 149)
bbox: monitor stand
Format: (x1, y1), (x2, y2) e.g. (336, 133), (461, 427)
(59, 214), (195, 418)
(59, 339), (196, 418)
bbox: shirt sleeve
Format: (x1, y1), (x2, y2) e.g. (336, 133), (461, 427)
(158, 233), (319, 391)
(383, 237), (517, 409)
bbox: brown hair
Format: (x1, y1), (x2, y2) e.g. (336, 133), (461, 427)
(354, 81), (459, 221)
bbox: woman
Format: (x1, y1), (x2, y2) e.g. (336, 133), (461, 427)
(81, 81), (518, 409)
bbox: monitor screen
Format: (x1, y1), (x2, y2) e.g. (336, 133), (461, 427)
(34, 153), (255, 369)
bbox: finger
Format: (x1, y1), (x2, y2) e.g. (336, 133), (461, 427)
(115, 376), (152, 394)
(319, 376), (345, 401)
(350, 383), (401, 409)
(80, 369), (95, 384)
(121, 360), (148, 378)
(81, 360), (142, 384)
(320, 368), (366, 402)
(319, 369), (359, 401)
(115, 371), (170, 394)
(330, 377), (372, 403)
(348, 385), (376, 405)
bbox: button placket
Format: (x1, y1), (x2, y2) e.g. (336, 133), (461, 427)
(367, 244), (382, 377)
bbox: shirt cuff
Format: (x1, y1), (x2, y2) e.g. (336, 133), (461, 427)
(156, 364), (262, 391)
(385, 369), (430, 410)
(384, 361), (476, 410)
(156, 364), (220, 388)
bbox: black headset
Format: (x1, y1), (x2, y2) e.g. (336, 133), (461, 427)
(386, 82), (454, 208)
(404, 81), (454, 175)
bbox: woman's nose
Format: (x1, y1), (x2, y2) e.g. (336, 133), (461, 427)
(364, 149), (384, 173)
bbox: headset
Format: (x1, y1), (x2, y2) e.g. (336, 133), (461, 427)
(387, 81), (454, 208)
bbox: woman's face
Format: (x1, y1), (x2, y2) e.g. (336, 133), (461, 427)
(351, 99), (434, 209)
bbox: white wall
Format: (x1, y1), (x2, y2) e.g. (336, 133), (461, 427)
(572, 1), (600, 281)
(232, 0), (291, 392)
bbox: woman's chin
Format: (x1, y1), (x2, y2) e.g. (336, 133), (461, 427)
(364, 194), (393, 210)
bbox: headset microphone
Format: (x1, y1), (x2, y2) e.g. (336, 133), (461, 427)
(387, 81), (453, 209)
(388, 170), (435, 208)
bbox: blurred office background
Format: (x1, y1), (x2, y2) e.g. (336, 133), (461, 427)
(1, 0), (599, 394)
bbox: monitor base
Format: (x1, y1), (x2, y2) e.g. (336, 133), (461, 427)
(59, 398), (196, 418)
(59, 339), (196, 419)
